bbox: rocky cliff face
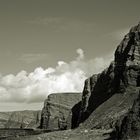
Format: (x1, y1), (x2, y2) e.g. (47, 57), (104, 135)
(114, 90), (140, 140)
(0, 110), (41, 129)
(40, 92), (82, 130)
(0, 112), (12, 128)
(75, 22), (140, 130)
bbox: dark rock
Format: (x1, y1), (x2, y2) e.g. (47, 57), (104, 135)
(75, 22), (140, 130)
(71, 101), (82, 129)
(114, 90), (140, 140)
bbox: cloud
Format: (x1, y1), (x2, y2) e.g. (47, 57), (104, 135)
(76, 48), (84, 60)
(19, 53), (48, 63)
(27, 17), (95, 32)
(0, 49), (113, 104)
(27, 17), (63, 25)
(56, 20), (95, 33)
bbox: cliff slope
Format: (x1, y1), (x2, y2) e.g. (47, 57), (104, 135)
(114, 90), (140, 140)
(74, 22), (140, 130)
(0, 110), (41, 128)
(40, 92), (82, 130)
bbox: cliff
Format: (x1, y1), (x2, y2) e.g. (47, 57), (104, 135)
(40, 92), (82, 130)
(0, 110), (41, 129)
(72, 22), (140, 130)
(0, 112), (12, 128)
(114, 90), (140, 140)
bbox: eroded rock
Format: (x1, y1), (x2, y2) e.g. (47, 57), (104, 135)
(40, 93), (82, 130)
(76, 22), (140, 130)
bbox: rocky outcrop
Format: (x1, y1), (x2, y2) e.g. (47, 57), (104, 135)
(114, 90), (140, 140)
(40, 92), (82, 130)
(0, 112), (12, 128)
(74, 22), (140, 130)
(0, 110), (41, 129)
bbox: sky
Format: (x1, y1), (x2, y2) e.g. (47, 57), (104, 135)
(0, 0), (140, 111)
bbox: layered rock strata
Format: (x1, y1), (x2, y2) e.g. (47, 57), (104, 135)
(40, 93), (82, 130)
(0, 110), (41, 129)
(114, 90), (140, 140)
(75, 22), (140, 129)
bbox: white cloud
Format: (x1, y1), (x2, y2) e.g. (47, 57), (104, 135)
(76, 48), (84, 60)
(0, 49), (113, 105)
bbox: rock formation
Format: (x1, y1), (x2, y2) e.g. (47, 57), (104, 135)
(0, 112), (12, 128)
(71, 22), (140, 130)
(0, 110), (41, 129)
(114, 90), (140, 140)
(40, 92), (82, 130)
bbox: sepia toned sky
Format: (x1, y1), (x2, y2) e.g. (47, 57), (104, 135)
(0, 0), (140, 111)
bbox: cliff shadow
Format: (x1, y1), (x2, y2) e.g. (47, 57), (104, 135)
(81, 71), (115, 123)
(80, 61), (128, 124)
(71, 101), (82, 129)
